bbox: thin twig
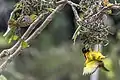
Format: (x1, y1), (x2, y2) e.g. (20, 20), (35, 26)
(68, 1), (82, 25)
(26, 3), (66, 42)
(85, 4), (120, 23)
(68, 1), (82, 45)
(67, 1), (80, 7)
(56, 0), (67, 5)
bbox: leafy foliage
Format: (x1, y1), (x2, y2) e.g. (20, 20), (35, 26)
(4, 0), (56, 44)
(21, 41), (29, 48)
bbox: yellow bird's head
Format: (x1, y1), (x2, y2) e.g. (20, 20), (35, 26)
(82, 47), (91, 54)
(82, 47), (93, 61)
(82, 47), (106, 61)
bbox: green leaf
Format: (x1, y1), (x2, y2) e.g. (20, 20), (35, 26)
(4, 27), (16, 44)
(0, 75), (7, 80)
(8, 35), (18, 44)
(13, 35), (19, 40)
(8, 37), (13, 44)
(21, 41), (29, 48)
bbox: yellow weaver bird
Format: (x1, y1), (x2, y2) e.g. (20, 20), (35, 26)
(82, 47), (109, 75)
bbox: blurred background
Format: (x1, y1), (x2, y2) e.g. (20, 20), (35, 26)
(0, 0), (120, 80)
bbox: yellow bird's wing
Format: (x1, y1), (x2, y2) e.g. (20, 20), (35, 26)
(83, 61), (99, 75)
(91, 51), (106, 61)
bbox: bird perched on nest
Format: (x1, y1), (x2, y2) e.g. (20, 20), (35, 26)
(82, 47), (109, 75)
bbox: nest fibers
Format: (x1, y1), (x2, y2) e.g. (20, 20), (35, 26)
(20, 0), (56, 15)
(72, 0), (111, 46)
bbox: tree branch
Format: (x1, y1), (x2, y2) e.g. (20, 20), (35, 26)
(0, 13), (47, 58)
(0, 1), (66, 74)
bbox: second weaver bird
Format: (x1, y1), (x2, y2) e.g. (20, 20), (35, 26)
(103, 0), (114, 7)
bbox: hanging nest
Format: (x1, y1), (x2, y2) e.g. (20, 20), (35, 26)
(72, 0), (111, 46)
(17, 0), (56, 16)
